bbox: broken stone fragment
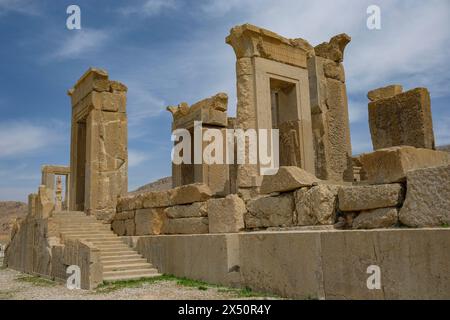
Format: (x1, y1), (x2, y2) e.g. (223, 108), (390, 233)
(367, 84), (403, 101)
(399, 164), (450, 227)
(338, 183), (404, 212)
(352, 207), (398, 229)
(260, 166), (319, 194)
(314, 33), (351, 63)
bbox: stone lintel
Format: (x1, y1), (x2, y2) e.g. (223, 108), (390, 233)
(226, 23), (313, 68)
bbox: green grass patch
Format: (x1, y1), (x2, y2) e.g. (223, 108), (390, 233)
(0, 290), (15, 300)
(442, 223), (449, 228)
(95, 275), (174, 293)
(15, 275), (56, 287)
(96, 274), (280, 298)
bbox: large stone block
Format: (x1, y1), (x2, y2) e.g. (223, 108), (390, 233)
(338, 184), (404, 212)
(245, 193), (294, 228)
(352, 207), (398, 229)
(359, 146), (450, 184)
(367, 84), (403, 102)
(111, 220), (125, 236)
(169, 183), (212, 206)
(142, 191), (171, 208)
(260, 166), (319, 194)
(368, 88), (435, 150)
(399, 164), (450, 227)
(135, 234), (241, 287)
(163, 217), (209, 234)
(295, 185), (339, 225)
(135, 208), (167, 236)
(164, 202), (207, 219)
(208, 195), (246, 233)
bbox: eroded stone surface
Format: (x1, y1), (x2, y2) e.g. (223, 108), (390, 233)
(338, 184), (404, 212)
(135, 208), (166, 235)
(352, 207), (398, 229)
(367, 85), (403, 102)
(163, 217), (209, 234)
(369, 88), (435, 150)
(246, 193), (294, 228)
(399, 164), (450, 227)
(295, 185), (339, 225)
(208, 194), (246, 233)
(169, 183), (212, 206)
(164, 202), (207, 219)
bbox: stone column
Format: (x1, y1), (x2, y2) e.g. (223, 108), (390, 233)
(68, 68), (128, 221)
(308, 34), (353, 182)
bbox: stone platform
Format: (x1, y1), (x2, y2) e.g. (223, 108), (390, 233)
(123, 228), (450, 299)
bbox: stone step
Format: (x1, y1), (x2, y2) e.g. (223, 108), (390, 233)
(61, 233), (116, 238)
(101, 253), (143, 259)
(103, 262), (153, 272)
(102, 272), (162, 282)
(95, 244), (131, 250)
(101, 258), (148, 266)
(86, 238), (123, 243)
(103, 268), (160, 280)
(99, 247), (136, 253)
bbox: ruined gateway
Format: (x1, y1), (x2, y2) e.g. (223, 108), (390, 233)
(3, 24), (450, 299)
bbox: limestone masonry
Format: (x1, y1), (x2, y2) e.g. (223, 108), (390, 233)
(3, 24), (450, 299)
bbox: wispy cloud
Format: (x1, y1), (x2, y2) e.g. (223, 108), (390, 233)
(0, 0), (41, 16)
(119, 0), (178, 17)
(51, 28), (110, 60)
(0, 121), (64, 158)
(128, 149), (150, 167)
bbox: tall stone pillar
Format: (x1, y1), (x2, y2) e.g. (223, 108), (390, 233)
(308, 34), (353, 182)
(68, 68), (128, 221)
(226, 24), (316, 193)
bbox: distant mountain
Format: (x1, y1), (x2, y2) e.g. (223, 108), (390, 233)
(131, 176), (172, 195)
(0, 201), (27, 244)
(437, 145), (450, 153)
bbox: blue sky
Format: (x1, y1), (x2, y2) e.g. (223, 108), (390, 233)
(0, 0), (449, 201)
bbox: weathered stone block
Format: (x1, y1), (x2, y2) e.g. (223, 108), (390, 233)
(368, 88), (435, 150)
(295, 185), (339, 225)
(208, 195), (246, 233)
(323, 61), (345, 82)
(125, 219), (135, 236)
(141, 191), (171, 208)
(164, 202), (207, 219)
(260, 166), (319, 194)
(399, 164), (450, 227)
(246, 193), (294, 228)
(169, 183), (212, 206)
(352, 207), (398, 229)
(338, 184), (404, 212)
(111, 220), (125, 236)
(135, 208), (166, 236)
(359, 146), (450, 184)
(163, 217), (209, 234)
(367, 84), (403, 102)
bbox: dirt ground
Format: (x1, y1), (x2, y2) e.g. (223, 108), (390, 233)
(0, 267), (277, 300)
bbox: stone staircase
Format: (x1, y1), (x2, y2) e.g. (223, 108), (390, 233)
(53, 211), (160, 282)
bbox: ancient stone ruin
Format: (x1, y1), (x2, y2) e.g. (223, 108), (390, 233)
(3, 24), (450, 298)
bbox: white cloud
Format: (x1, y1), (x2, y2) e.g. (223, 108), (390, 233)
(128, 149), (150, 167)
(51, 28), (110, 60)
(0, 121), (64, 158)
(348, 99), (368, 124)
(435, 116), (450, 147)
(119, 0), (178, 17)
